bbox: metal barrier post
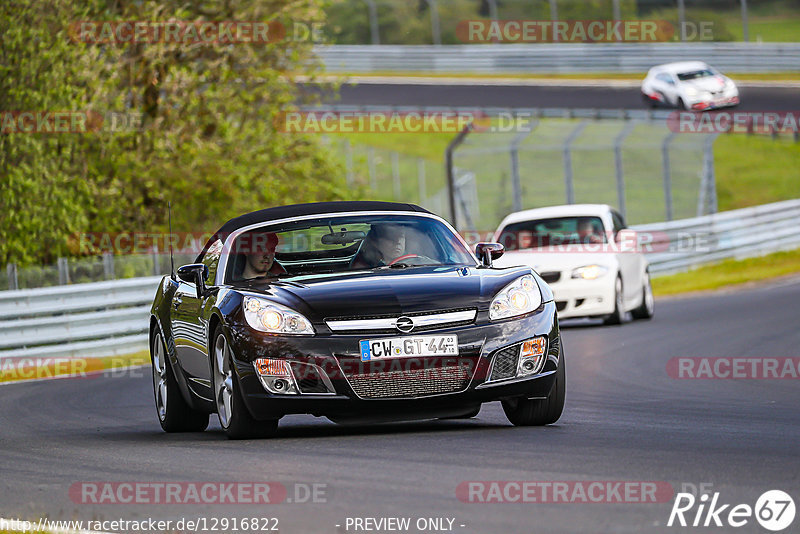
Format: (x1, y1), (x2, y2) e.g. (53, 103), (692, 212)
(425, 0), (441, 45)
(7, 264), (18, 290)
(509, 121), (538, 212)
(417, 158), (427, 205)
(57, 257), (70, 285)
(678, 0), (687, 42)
(368, 147), (377, 191)
(392, 152), (401, 199)
(102, 253), (115, 280)
(613, 121), (636, 218)
(741, 0), (750, 42)
(344, 139), (354, 186)
(364, 0), (380, 45)
(662, 131), (677, 221)
(563, 121), (588, 205)
(704, 134), (719, 215)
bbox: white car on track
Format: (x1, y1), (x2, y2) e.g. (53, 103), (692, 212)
(641, 61), (739, 111)
(492, 204), (654, 324)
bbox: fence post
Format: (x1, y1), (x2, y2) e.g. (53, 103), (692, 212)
(487, 0), (498, 21)
(344, 139), (354, 186)
(509, 121), (537, 213)
(102, 253), (115, 280)
(613, 121), (636, 218)
(417, 158), (427, 205)
(425, 0), (442, 45)
(57, 257), (70, 285)
(446, 124), (474, 229)
(704, 134), (719, 215)
(563, 121), (588, 205)
(368, 147), (377, 192)
(549, 0), (559, 41)
(678, 0), (687, 42)
(152, 246), (161, 276)
(662, 131), (677, 221)
(740, 0), (749, 42)
(7, 263), (18, 290)
(392, 151), (401, 199)
(364, 0), (380, 44)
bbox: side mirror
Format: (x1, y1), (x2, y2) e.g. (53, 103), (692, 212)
(475, 242), (505, 267)
(176, 263), (209, 298)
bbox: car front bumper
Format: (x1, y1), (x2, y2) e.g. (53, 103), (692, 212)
(225, 302), (561, 421)
(546, 274), (616, 319)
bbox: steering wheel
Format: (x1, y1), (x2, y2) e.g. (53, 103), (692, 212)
(388, 254), (421, 266)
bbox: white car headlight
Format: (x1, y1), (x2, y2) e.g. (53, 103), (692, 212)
(489, 274), (543, 321)
(243, 296), (314, 335)
(571, 265), (609, 280)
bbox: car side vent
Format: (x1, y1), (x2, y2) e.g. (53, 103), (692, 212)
(540, 271), (561, 284)
(490, 345), (519, 381)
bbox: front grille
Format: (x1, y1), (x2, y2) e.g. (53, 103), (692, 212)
(339, 357), (475, 399)
(325, 307), (476, 334)
(490, 345), (519, 381)
(540, 271), (561, 284)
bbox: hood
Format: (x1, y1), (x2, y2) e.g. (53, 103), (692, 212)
(236, 265), (531, 320)
(684, 75), (728, 93)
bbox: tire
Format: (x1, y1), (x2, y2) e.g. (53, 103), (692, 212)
(211, 326), (278, 440)
(151, 329), (209, 433)
(677, 97), (689, 111)
(603, 276), (625, 325)
(502, 346), (565, 426)
(642, 92), (658, 109)
(631, 271), (655, 320)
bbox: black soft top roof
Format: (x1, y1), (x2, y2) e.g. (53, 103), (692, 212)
(197, 201), (432, 260)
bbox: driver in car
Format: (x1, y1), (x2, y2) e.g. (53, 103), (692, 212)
(351, 224), (407, 269)
(576, 219), (604, 245)
(240, 231), (287, 279)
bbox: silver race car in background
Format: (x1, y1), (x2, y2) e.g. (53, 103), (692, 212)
(641, 61), (739, 111)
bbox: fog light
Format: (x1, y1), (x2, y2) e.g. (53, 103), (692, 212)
(253, 358), (298, 395)
(517, 336), (547, 377)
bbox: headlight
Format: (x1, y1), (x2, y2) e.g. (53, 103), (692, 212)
(489, 274), (542, 321)
(243, 296), (314, 335)
(571, 265), (609, 280)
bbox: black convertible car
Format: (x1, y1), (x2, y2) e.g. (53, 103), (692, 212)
(149, 201), (564, 438)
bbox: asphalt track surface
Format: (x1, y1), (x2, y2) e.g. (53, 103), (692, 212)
(2, 277), (799, 533)
(316, 82), (800, 111)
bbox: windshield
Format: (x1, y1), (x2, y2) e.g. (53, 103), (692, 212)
(497, 216), (607, 251)
(677, 68), (716, 81)
(223, 214), (475, 282)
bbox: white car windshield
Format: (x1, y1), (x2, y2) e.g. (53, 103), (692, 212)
(497, 216), (607, 251)
(677, 69), (716, 81)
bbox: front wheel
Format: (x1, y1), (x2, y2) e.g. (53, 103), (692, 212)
(631, 271), (655, 320)
(151, 330), (209, 433)
(212, 327), (278, 440)
(603, 276), (625, 325)
(502, 346), (565, 426)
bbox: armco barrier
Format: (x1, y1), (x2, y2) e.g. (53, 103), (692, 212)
(1, 199), (799, 361)
(314, 43), (800, 73)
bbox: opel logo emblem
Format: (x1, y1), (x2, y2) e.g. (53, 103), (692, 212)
(394, 316), (414, 333)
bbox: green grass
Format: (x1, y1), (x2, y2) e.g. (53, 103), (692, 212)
(653, 248), (800, 296)
(715, 135), (800, 211)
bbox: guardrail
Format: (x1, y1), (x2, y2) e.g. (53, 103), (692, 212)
(0, 276), (161, 360)
(314, 43), (800, 73)
(1, 199), (798, 361)
(633, 199), (800, 275)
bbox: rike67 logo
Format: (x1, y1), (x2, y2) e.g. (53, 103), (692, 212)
(668, 489), (795, 531)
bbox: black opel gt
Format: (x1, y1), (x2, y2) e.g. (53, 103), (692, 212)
(149, 201), (565, 438)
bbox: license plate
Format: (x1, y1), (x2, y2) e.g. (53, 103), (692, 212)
(359, 335), (459, 361)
